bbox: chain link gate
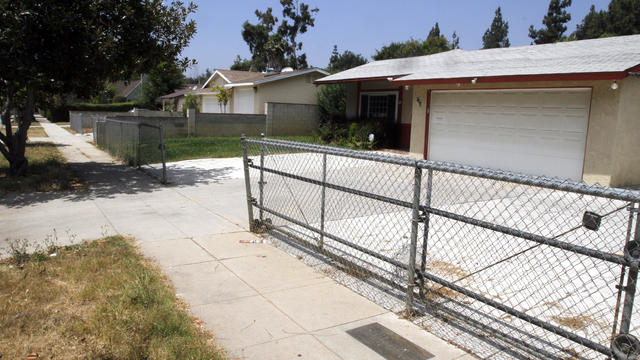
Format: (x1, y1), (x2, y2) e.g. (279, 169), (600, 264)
(95, 118), (167, 183)
(241, 136), (640, 359)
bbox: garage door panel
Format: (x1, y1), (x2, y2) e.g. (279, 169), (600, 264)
(428, 89), (590, 180)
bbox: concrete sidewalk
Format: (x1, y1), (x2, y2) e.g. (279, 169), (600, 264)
(0, 117), (475, 359)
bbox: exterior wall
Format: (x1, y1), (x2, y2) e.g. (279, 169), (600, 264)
(109, 115), (188, 138)
(266, 103), (320, 136)
(611, 77), (640, 186)
(253, 73), (324, 114)
(70, 111), (131, 133)
(195, 113), (265, 137)
(406, 80), (633, 186)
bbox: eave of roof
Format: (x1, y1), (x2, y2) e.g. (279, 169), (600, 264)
(315, 35), (640, 85)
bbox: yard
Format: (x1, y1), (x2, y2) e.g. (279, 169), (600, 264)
(0, 236), (225, 359)
(164, 135), (322, 162)
(0, 142), (83, 192)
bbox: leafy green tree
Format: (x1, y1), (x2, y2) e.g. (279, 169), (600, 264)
(139, 62), (185, 109)
(230, 56), (254, 71)
(373, 23), (458, 60)
(214, 86), (232, 113)
(182, 93), (199, 116)
(529, 0), (573, 44)
(317, 84), (346, 123)
(0, 0), (196, 175)
(328, 46), (367, 73)
(240, 1), (318, 71)
(575, 1), (640, 40)
(483, 7), (511, 48)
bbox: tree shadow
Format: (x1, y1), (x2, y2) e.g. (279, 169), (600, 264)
(3, 160), (239, 208)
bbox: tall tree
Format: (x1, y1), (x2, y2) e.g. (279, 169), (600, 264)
(230, 56), (254, 71)
(239, 1), (318, 72)
(483, 7), (511, 48)
(373, 23), (457, 60)
(576, 0), (640, 40)
(529, 0), (573, 44)
(139, 62), (185, 109)
(327, 46), (367, 73)
(575, 5), (609, 39)
(0, 0), (196, 175)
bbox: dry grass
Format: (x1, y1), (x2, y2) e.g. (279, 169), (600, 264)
(427, 259), (469, 278)
(0, 126), (48, 138)
(0, 236), (225, 360)
(0, 142), (84, 192)
(550, 314), (595, 330)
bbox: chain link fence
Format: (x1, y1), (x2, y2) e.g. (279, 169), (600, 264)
(95, 118), (166, 183)
(242, 136), (640, 360)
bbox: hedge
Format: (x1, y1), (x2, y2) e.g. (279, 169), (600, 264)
(44, 102), (139, 122)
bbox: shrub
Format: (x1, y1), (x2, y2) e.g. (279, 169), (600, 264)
(314, 120), (384, 150)
(317, 84), (346, 123)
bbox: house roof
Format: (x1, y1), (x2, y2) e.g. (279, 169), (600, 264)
(202, 68), (329, 89)
(315, 34), (640, 85)
(159, 84), (199, 99)
(113, 79), (142, 97)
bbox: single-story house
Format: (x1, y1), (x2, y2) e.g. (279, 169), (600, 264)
(192, 67), (329, 114)
(315, 34), (640, 186)
(159, 84), (198, 111)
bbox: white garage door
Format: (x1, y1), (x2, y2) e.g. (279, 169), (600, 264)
(428, 89), (591, 180)
(202, 96), (222, 113)
(233, 87), (254, 114)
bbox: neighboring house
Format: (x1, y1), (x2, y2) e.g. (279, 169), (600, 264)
(191, 68), (329, 114)
(159, 84), (198, 111)
(113, 75), (146, 102)
(315, 35), (640, 187)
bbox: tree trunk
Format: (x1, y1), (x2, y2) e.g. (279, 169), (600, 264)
(0, 85), (34, 177)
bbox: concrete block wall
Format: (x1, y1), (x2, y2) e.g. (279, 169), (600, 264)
(108, 116), (188, 138)
(195, 113), (266, 137)
(266, 103), (320, 136)
(70, 110), (182, 134)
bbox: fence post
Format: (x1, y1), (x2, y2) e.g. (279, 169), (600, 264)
(259, 133), (265, 222)
(620, 203), (640, 334)
(419, 169), (433, 298)
(320, 153), (327, 249)
(406, 165), (422, 314)
(136, 123), (142, 168)
(159, 125), (167, 184)
(241, 134), (256, 232)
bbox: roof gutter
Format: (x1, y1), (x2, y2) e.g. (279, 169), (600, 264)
(392, 72), (629, 86)
(314, 75), (407, 85)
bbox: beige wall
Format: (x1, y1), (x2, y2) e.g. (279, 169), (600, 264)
(611, 77), (640, 186)
(253, 73), (324, 114)
(401, 79), (638, 186)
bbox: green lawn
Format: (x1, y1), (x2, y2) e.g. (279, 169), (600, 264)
(164, 136), (322, 162)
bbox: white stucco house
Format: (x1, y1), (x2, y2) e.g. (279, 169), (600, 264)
(191, 68), (329, 114)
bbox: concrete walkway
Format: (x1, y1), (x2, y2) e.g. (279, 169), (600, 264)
(0, 117), (475, 360)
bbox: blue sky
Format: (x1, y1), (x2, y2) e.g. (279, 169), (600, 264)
(182, 0), (610, 77)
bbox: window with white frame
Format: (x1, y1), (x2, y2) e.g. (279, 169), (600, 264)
(359, 92), (398, 122)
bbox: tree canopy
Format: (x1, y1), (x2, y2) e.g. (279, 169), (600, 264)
(238, 0), (318, 72)
(139, 62), (185, 109)
(327, 46), (367, 73)
(483, 7), (511, 49)
(529, 0), (573, 44)
(373, 23), (458, 61)
(0, 0), (197, 175)
(575, 0), (640, 40)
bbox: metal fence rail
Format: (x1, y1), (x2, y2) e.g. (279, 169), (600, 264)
(241, 135), (640, 359)
(95, 118), (167, 183)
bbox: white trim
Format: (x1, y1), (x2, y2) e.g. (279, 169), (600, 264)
(253, 68), (329, 85)
(202, 70), (232, 88)
(431, 87), (592, 94)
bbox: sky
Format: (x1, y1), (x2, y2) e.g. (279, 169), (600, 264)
(182, 0), (611, 77)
